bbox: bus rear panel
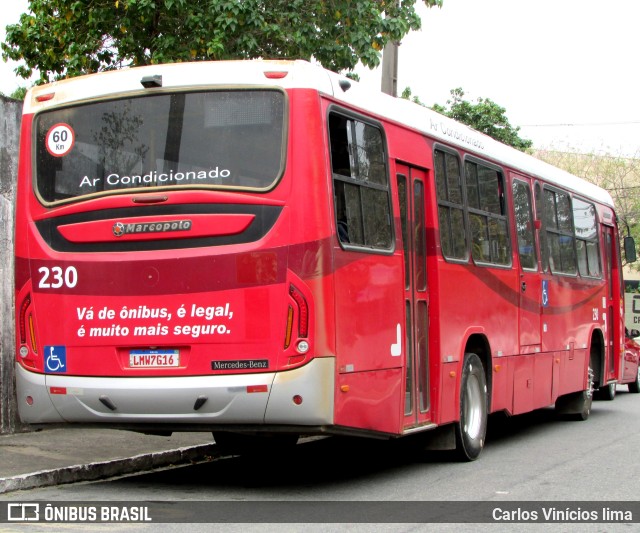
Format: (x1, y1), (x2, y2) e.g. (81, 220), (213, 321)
(15, 65), (338, 432)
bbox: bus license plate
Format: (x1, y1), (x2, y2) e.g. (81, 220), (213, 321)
(129, 349), (180, 368)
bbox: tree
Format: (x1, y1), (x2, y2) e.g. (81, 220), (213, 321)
(1, 0), (443, 85)
(534, 148), (640, 268)
(400, 86), (426, 106)
(432, 88), (532, 152)
(0, 87), (27, 100)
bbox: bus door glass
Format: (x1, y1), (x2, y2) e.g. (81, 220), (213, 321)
(397, 164), (431, 428)
(512, 176), (541, 350)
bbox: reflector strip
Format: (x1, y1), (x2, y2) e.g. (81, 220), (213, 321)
(284, 305), (294, 349)
(247, 385), (268, 393)
(50, 387), (67, 395)
(28, 315), (38, 354)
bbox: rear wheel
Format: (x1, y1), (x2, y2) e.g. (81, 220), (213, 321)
(596, 382), (616, 401)
(454, 353), (488, 461)
(629, 366), (640, 393)
(555, 365), (594, 421)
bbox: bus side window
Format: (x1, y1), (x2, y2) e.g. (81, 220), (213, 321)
(544, 187), (577, 275)
(512, 180), (537, 270)
(465, 159), (510, 266)
(435, 148), (467, 260)
(535, 182), (548, 272)
(572, 197), (601, 278)
(328, 111), (392, 250)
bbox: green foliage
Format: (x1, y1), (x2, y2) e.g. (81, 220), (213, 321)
(433, 88), (532, 152)
(10, 87), (28, 100)
(2, 0), (443, 84)
(0, 87), (27, 100)
(400, 86), (426, 106)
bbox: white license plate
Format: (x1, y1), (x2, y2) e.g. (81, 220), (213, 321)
(129, 350), (180, 368)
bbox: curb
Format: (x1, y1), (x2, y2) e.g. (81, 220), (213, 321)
(0, 443), (218, 495)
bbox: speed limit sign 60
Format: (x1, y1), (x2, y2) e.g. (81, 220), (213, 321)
(46, 123), (75, 157)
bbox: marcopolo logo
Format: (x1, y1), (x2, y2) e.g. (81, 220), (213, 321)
(112, 220), (192, 237)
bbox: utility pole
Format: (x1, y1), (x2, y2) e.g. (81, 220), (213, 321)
(381, 40), (398, 97)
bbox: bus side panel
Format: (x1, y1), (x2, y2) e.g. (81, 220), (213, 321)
(557, 347), (588, 396)
(490, 357), (513, 413)
(331, 253), (404, 432)
(286, 89), (337, 362)
(511, 352), (555, 415)
(334, 368), (402, 434)
(542, 275), (603, 394)
(438, 361), (459, 423)
(328, 138), (406, 376)
(429, 256), (519, 422)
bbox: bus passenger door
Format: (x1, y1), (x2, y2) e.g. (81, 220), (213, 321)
(397, 164), (431, 429)
(512, 176), (542, 351)
(603, 225), (620, 384)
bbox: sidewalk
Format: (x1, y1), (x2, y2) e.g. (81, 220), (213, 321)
(0, 428), (217, 494)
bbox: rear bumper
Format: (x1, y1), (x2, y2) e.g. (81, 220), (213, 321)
(16, 358), (335, 427)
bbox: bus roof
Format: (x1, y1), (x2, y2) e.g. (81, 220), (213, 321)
(320, 69), (614, 209)
(25, 59), (613, 208)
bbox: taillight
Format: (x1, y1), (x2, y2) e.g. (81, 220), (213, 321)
(18, 293), (38, 368)
(284, 284), (310, 356)
(264, 71), (288, 79)
(19, 294), (31, 345)
(288, 284), (309, 338)
(35, 92), (55, 102)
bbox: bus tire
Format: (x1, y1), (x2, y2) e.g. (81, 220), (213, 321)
(555, 365), (593, 421)
(454, 353), (488, 461)
(596, 382), (616, 401)
(629, 367), (640, 393)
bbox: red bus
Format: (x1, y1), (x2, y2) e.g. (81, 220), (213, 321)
(14, 60), (634, 460)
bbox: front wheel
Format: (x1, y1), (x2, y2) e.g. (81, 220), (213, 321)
(454, 353), (488, 461)
(629, 366), (640, 394)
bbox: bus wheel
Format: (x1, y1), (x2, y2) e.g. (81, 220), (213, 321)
(454, 353), (488, 461)
(629, 367), (640, 393)
(596, 382), (616, 401)
(213, 432), (299, 456)
(555, 365), (594, 421)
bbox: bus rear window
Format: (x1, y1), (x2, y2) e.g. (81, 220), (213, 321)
(35, 90), (286, 203)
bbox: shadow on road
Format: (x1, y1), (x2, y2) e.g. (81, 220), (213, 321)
(109, 405), (595, 492)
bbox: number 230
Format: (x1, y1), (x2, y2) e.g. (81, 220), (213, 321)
(38, 266), (78, 289)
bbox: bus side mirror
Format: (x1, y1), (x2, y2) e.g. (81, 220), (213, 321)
(624, 236), (637, 263)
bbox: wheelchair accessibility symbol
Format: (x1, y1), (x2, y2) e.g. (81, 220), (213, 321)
(45, 346), (67, 373)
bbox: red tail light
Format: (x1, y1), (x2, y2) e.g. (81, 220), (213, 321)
(19, 294), (31, 345)
(264, 71), (288, 79)
(288, 284), (309, 338)
(35, 92), (55, 102)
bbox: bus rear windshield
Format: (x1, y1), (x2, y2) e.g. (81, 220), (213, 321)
(35, 89), (286, 203)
